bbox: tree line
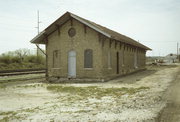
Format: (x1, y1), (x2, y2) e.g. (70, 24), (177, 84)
(0, 49), (45, 70)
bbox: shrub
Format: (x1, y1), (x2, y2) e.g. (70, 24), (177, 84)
(25, 55), (37, 63)
(25, 55), (45, 64)
(0, 55), (12, 64)
(0, 49), (46, 70)
(36, 55), (45, 64)
(11, 56), (22, 63)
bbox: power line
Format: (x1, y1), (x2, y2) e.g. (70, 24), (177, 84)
(177, 42), (179, 61)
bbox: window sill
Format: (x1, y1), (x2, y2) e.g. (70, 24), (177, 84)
(108, 67), (112, 70)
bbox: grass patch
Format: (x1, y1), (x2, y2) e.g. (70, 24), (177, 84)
(0, 111), (16, 116)
(0, 107), (41, 121)
(74, 110), (91, 113)
(16, 84), (36, 88)
(0, 84), (6, 89)
(47, 85), (150, 99)
(0, 111), (19, 121)
(24, 108), (36, 113)
(15, 83), (44, 88)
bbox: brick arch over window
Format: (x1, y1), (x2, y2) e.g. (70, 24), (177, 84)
(84, 49), (93, 68)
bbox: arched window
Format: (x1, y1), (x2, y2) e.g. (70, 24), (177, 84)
(84, 49), (93, 68)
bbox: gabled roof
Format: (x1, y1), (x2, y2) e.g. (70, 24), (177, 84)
(31, 12), (151, 50)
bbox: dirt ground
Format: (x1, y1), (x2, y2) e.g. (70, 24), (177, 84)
(0, 65), (179, 122)
(158, 65), (180, 122)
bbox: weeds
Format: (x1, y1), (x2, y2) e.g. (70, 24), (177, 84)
(0, 111), (16, 116)
(46, 85), (150, 99)
(0, 107), (41, 121)
(0, 48), (45, 70)
(0, 84), (6, 89)
(0, 111), (19, 121)
(74, 110), (91, 113)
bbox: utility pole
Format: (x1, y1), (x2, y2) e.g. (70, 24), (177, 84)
(34, 11), (46, 56)
(35, 10), (41, 57)
(179, 47), (180, 61)
(37, 10), (40, 34)
(177, 42), (179, 61)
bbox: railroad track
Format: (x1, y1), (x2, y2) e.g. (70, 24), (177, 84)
(0, 69), (46, 76)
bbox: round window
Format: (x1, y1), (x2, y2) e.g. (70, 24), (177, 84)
(68, 28), (76, 37)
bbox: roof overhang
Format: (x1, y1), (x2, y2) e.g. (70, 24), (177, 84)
(30, 30), (46, 44)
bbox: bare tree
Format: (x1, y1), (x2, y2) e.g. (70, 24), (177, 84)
(15, 49), (30, 62)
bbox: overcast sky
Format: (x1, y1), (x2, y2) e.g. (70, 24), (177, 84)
(0, 0), (180, 56)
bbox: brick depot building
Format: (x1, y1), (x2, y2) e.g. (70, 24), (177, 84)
(31, 12), (151, 81)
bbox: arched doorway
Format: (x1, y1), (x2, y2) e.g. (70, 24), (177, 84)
(68, 50), (76, 78)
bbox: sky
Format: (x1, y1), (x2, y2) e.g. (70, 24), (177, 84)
(0, 0), (180, 56)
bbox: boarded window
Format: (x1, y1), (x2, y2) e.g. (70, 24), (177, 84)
(108, 51), (112, 68)
(53, 50), (60, 68)
(84, 49), (93, 68)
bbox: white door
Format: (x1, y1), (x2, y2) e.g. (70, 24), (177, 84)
(68, 50), (76, 78)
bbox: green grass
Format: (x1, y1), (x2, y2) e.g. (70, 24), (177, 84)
(0, 107), (41, 121)
(16, 83), (44, 88)
(46, 85), (150, 99)
(0, 84), (6, 89)
(0, 111), (16, 116)
(0, 48), (46, 70)
(0, 111), (18, 121)
(74, 110), (91, 113)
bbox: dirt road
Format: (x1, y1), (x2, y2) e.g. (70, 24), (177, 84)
(158, 67), (180, 122)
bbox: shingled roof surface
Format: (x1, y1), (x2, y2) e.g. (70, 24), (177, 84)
(31, 12), (151, 50)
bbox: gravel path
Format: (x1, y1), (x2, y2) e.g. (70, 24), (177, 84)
(158, 66), (180, 122)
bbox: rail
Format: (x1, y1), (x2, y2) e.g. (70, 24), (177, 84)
(0, 69), (46, 76)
